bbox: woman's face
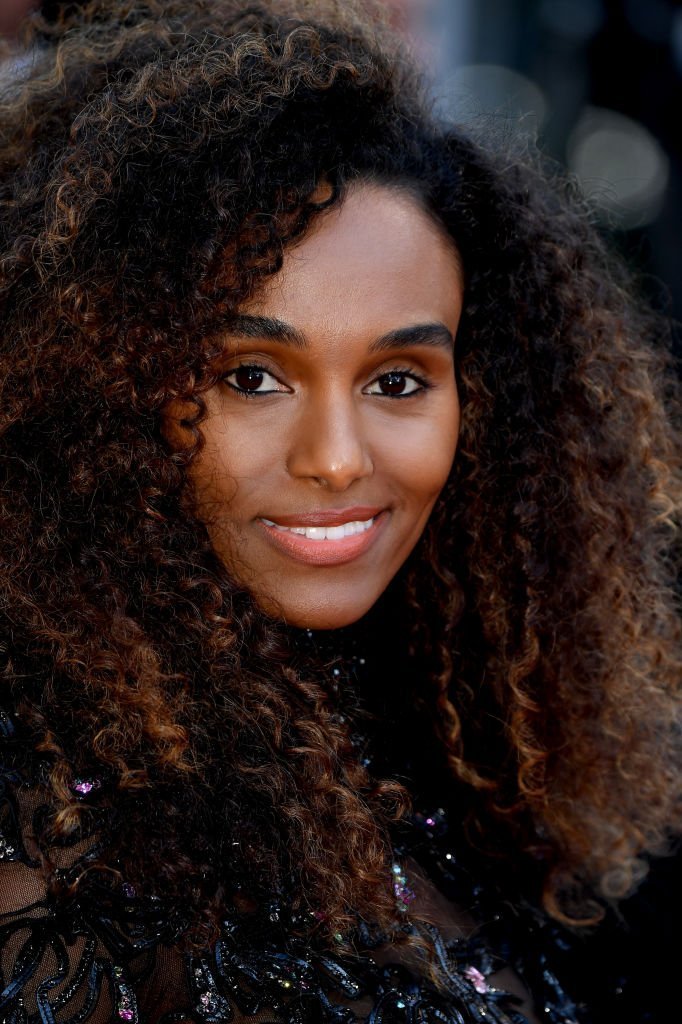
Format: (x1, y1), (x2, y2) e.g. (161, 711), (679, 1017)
(170, 184), (464, 629)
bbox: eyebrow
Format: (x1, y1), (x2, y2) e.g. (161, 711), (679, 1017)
(228, 314), (454, 352)
(229, 314), (307, 347)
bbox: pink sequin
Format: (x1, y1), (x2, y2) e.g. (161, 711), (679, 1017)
(118, 1011), (134, 1022)
(70, 777), (101, 796)
(464, 965), (489, 994)
(393, 881), (416, 906)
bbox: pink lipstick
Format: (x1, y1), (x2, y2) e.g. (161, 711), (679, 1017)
(257, 506), (387, 566)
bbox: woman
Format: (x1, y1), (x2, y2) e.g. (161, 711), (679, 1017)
(0, 1), (679, 1021)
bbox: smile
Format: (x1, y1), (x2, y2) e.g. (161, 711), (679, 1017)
(257, 509), (387, 566)
(260, 517), (374, 540)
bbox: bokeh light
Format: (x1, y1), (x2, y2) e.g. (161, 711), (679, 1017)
(567, 106), (670, 228)
(444, 64), (547, 137)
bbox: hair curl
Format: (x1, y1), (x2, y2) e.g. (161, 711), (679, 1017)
(0, 0), (680, 950)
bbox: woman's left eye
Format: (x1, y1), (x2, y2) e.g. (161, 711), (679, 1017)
(364, 371), (426, 397)
(222, 364), (285, 395)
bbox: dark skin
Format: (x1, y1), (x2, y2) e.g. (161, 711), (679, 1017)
(169, 183), (540, 1019)
(173, 182), (669, 1024)
(167, 184), (464, 628)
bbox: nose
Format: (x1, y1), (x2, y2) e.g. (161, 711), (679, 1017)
(286, 390), (373, 491)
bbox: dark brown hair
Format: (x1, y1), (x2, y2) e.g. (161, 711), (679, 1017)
(0, 0), (680, 948)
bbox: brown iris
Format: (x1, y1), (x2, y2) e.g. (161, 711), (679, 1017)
(378, 372), (410, 395)
(231, 366), (265, 392)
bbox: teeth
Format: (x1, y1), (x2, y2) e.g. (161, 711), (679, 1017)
(326, 525), (346, 540)
(262, 517), (375, 540)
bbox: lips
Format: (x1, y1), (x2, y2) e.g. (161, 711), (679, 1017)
(261, 506), (384, 528)
(257, 507), (388, 566)
(261, 517), (374, 541)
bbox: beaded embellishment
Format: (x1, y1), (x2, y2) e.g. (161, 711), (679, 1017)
(391, 862), (416, 912)
(70, 776), (102, 797)
(113, 965), (139, 1023)
(0, 658), (587, 1024)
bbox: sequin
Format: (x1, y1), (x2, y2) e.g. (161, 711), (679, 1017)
(465, 965), (490, 994)
(193, 960), (231, 1021)
(1, 678), (588, 1024)
(113, 965), (139, 1023)
(70, 776), (102, 796)
(0, 835), (16, 859)
(412, 807), (448, 837)
(391, 862), (416, 911)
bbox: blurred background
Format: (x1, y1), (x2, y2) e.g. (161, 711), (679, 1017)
(386, 0), (682, 356)
(2, 0), (681, 356)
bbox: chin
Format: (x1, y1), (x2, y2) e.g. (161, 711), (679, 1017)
(265, 589), (382, 631)
(288, 611), (366, 631)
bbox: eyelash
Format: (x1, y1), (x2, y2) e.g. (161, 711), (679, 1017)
(221, 363), (433, 399)
(370, 366), (432, 398)
(221, 364), (286, 399)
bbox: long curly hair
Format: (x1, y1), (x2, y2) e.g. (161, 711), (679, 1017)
(0, 0), (680, 949)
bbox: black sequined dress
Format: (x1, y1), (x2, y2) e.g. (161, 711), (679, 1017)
(3, 619), (652, 1024)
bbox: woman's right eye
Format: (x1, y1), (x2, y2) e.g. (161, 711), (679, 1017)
(222, 364), (286, 396)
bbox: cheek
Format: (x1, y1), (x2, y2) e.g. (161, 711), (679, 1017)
(378, 396), (460, 510)
(190, 413), (277, 506)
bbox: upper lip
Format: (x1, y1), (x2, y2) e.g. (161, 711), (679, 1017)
(260, 505), (385, 527)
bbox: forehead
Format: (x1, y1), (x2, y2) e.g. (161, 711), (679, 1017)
(241, 184), (464, 337)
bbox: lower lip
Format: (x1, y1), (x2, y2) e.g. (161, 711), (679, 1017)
(257, 513), (388, 566)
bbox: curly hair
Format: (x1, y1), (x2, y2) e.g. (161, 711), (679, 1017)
(0, 0), (680, 950)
